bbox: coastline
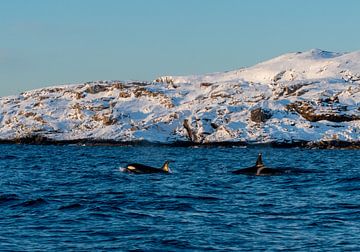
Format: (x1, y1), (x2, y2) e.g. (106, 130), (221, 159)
(1, 136), (359, 149)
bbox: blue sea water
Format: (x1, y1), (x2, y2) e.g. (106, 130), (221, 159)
(0, 144), (359, 251)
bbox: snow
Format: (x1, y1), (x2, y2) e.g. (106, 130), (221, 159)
(0, 49), (359, 145)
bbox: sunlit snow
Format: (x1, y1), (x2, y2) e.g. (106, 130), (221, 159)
(1, 49), (359, 144)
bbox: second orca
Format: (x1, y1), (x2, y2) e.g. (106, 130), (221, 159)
(232, 153), (291, 176)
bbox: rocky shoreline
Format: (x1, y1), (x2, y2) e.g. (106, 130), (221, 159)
(1, 135), (359, 149)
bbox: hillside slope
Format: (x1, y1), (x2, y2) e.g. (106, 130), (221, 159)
(1, 49), (359, 147)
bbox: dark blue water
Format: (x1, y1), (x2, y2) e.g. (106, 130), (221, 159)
(0, 144), (359, 251)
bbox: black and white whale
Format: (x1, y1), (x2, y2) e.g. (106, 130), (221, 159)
(122, 161), (172, 174)
(232, 153), (286, 176)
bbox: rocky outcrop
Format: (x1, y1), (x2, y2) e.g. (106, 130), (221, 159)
(250, 108), (272, 123)
(286, 101), (360, 122)
(183, 119), (197, 142)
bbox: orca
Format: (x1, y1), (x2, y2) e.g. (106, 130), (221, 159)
(232, 153), (285, 176)
(123, 161), (172, 174)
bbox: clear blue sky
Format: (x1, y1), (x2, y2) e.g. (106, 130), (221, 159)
(1, 0), (360, 96)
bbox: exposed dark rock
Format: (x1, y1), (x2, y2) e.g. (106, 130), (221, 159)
(75, 92), (85, 99)
(15, 134), (54, 145)
(111, 82), (124, 89)
(200, 82), (213, 88)
(2, 137), (358, 149)
(154, 77), (174, 85)
(85, 84), (108, 94)
(250, 108), (272, 123)
(102, 116), (117, 126)
(319, 96), (339, 104)
(210, 122), (219, 129)
(271, 70), (286, 83)
(128, 81), (150, 86)
(118, 91), (131, 98)
(183, 119), (197, 142)
(284, 83), (311, 96)
(307, 140), (360, 149)
(286, 101), (360, 122)
(133, 87), (174, 108)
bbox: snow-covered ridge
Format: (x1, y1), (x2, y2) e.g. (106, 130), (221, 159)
(1, 49), (359, 147)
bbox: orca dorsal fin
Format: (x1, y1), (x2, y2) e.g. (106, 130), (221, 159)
(161, 160), (171, 172)
(255, 153), (264, 167)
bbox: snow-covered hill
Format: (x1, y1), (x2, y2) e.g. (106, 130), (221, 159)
(1, 49), (359, 147)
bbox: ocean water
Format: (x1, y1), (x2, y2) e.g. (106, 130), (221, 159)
(0, 144), (359, 251)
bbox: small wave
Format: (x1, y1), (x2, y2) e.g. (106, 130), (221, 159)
(157, 202), (195, 211)
(337, 186), (360, 192)
(90, 212), (113, 218)
(335, 177), (360, 191)
(58, 203), (83, 210)
(104, 191), (125, 197)
(1, 155), (18, 160)
(30, 164), (42, 169)
(174, 195), (221, 201)
(18, 198), (48, 207)
(125, 211), (153, 218)
(336, 203), (360, 210)
(119, 167), (127, 173)
(161, 239), (194, 249)
(0, 194), (19, 204)
(337, 177), (360, 183)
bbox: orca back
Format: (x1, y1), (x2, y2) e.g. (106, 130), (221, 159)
(125, 163), (167, 174)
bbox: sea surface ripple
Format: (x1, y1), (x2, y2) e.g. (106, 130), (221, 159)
(0, 145), (359, 251)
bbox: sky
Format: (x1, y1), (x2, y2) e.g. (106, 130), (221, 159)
(1, 0), (360, 96)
